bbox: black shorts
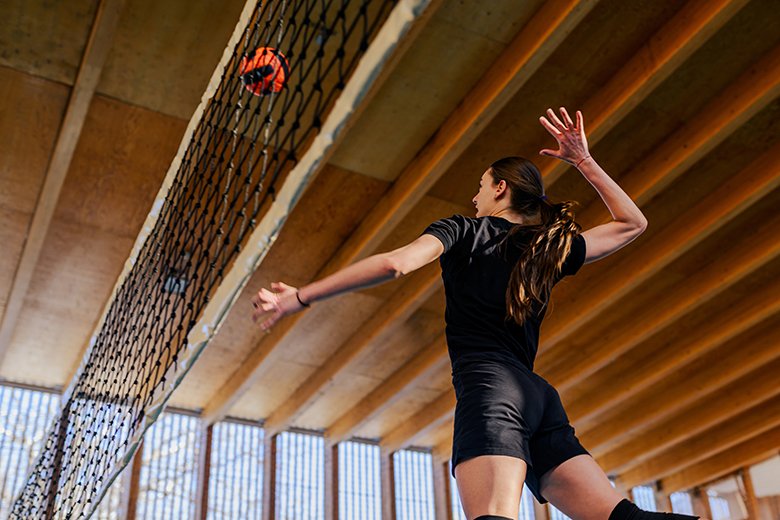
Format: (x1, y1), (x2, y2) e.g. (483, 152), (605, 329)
(450, 356), (589, 504)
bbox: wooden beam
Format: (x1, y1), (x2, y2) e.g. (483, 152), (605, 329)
(556, 140), (780, 421)
(348, 11), (780, 454)
(261, 266), (441, 434)
(739, 468), (760, 520)
(432, 459), (449, 520)
(534, 500), (551, 520)
(563, 284), (780, 434)
(324, 442), (338, 520)
(326, 334), (448, 444)
(660, 426), (780, 493)
(381, 390), (455, 453)
(0, 0), (125, 361)
(202, 0), (598, 425)
(261, 434), (278, 520)
(544, 199), (780, 395)
(196, 425), (213, 520)
(535, 44), (780, 384)
(125, 440), (144, 520)
(595, 355), (780, 475)
(380, 447), (397, 520)
(691, 488), (713, 519)
(539, 0), (748, 187)
(351, 0), (759, 457)
(617, 393), (780, 488)
(579, 297), (780, 456)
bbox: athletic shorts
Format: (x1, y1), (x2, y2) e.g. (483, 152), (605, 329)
(450, 355), (589, 504)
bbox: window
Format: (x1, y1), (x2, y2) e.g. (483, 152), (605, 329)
(136, 411), (201, 519)
(394, 449), (435, 520)
(706, 475), (747, 520)
(275, 430), (324, 519)
(338, 440), (381, 520)
(207, 420), (265, 519)
(449, 458), (535, 520)
(0, 384), (60, 518)
(631, 485), (657, 512)
(670, 491), (694, 515)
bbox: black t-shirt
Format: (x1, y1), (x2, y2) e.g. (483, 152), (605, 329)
(422, 214), (586, 372)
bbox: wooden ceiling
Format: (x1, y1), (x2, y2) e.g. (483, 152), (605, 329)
(1, 0), (779, 496)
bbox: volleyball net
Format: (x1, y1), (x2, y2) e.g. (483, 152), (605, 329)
(10, 0), (430, 517)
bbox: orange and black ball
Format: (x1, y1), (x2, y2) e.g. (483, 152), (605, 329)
(239, 47), (289, 96)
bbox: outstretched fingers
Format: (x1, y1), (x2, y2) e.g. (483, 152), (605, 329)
(560, 107), (574, 129)
(546, 108), (566, 130)
(539, 115), (562, 137)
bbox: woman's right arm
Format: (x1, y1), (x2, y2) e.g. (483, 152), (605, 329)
(575, 156), (647, 264)
(539, 107), (647, 264)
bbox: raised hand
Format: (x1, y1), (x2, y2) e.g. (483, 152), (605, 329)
(251, 281), (306, 331)
(539, 107), (590, 167)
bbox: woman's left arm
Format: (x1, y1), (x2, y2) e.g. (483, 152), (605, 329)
(252, 234), (445, 330)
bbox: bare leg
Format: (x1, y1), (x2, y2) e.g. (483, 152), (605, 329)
(454, 455), (526, 519)
(539, 454), (623, 520)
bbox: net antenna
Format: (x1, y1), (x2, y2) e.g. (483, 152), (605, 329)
(10, 0), (431, 517)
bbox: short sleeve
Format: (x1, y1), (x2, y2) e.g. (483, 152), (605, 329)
(420, 214), (470, 255)
(559, 234), (587, 277)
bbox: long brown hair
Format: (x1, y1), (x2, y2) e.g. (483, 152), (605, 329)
(489, 157), (581, 326)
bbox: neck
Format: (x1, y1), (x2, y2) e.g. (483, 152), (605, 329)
(488, 207), (526, 225)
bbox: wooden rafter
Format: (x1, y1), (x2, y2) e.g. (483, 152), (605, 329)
(740, 468), (760, 519)
(660, 425), (780, 493)
(581, 277), (780, 456)
(617, 393), (780, 488)
(381, 389), (455, 453)
(551, 211), (780, 392)
(421, 220), (780, 458)
(261, 265), (442, 435)
(0, 0), (125, 362)
(326, 334), (449, 444)
(539, 0), (748, 187)
(596, 354), (780, 475)
(276, 0), (746, 446)
(560, 138), (780, 423)
(569, 276), (780, 432)
(537, 44), (780, 390)
(432, 298), (780, 469)
(201, 0), (598, 424)
(356, 15), (780, 457)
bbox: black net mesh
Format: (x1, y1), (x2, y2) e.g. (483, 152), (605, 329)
(10, 0), (397, 517)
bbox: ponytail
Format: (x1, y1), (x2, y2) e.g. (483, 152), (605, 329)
(503, 199), (581, 326)
(488, 156), (582, 326)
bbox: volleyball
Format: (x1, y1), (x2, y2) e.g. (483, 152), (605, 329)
(239, 47), (289, 95)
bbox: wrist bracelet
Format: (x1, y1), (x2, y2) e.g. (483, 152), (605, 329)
(575, 155), (591, 169)
(296, 291), (310, 307)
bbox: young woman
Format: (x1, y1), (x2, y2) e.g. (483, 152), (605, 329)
(252, 108), (698, 520)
